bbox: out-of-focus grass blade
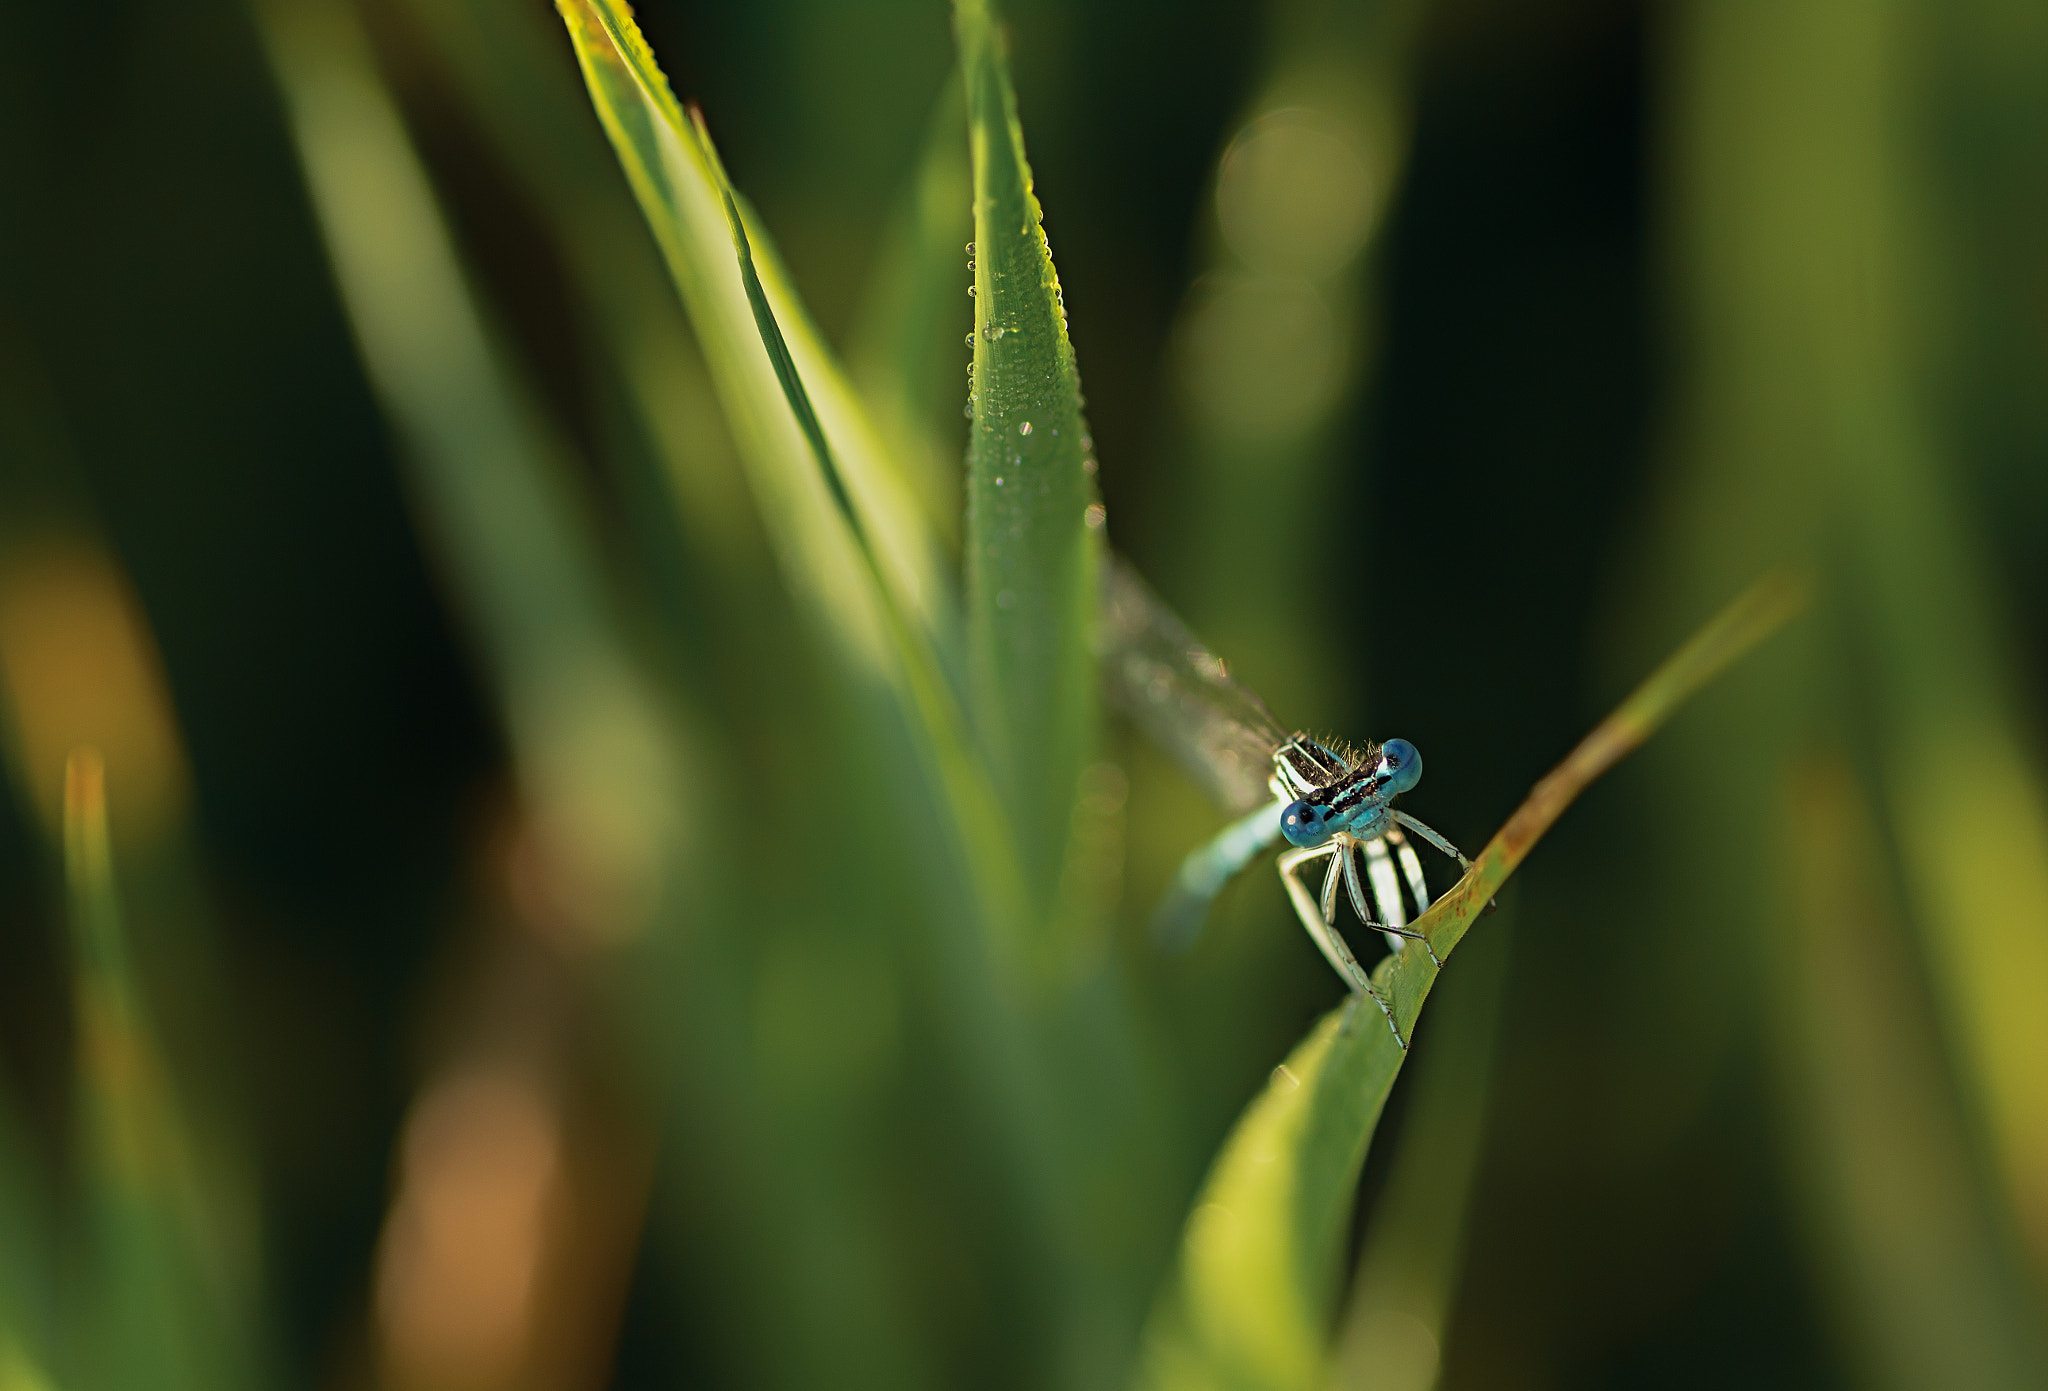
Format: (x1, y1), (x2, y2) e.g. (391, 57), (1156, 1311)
(846, 75), (972, 551)
(62, 749), (250, 1391)
(953, 0), (1101, 910)
(1134, 573), (1803, 1391)
(1833, 223), (2048, 1282)
(0, 570), (50, 1380)
(1663, 0), (2048, 1286)
(261, 10), (954, 1383)
(1850, 471), (2048, 1282)
(255, 0), (688, 945)
(553, 0), (950, 672)
(1775, 756), (2044, 1391)
(0, 1342), (56, 1391)
(1326, 920), (1512, 1391)
(0, 1089), (51, 1391)
(0, 385), (257, 1388)
(387, 0), (760, 577)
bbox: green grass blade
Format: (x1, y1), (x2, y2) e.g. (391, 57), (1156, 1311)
(586, 43), (1175, 1369)
(0, 1089), (51, 1391)
(552, 5), (1133, 1339)
(386, 0), (763, 580)
(62, 751), (251, 1391)
(555, 0), (1032, 945)
(1412, 570), (1808, 964)
(1326, 920), (1512, 1391)
(1844, 406), (2048, 1292)
(0, 383), (258, 1388)
(257, 8), (965, 1383)
(717, 182), (865, 538)
(1136, 1005), (1398, 1391)
(1135, 572), (1804, 1391)
(953, 0), (1102, 910)
(1661, 0), (2048, 1290)
(707, 160), (1033, 926)
(1775, 757), (2045, 1390)
(0, 1339), (57, 1391)
(699, 132), (1166, 1381)
(553, 0), (951, 671)
(255, 0), (691, 946)
(846, 75), (972, 551)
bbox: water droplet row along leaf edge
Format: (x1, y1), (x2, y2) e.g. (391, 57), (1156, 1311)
(955, 0), (1103, 919)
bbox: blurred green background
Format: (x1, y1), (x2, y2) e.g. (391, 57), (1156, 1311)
(2, 0), (2046, 1389)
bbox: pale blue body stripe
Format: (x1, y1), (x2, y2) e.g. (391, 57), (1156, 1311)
(1151, 798), (1285, 950)
(1326, 802), (1393, 842)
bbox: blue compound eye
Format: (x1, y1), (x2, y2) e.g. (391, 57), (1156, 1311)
(1379, 738), (1423, 795)
(1280, 799), (1333, 848)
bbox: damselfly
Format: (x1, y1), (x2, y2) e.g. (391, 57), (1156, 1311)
(1101, 557), (1475, 1048)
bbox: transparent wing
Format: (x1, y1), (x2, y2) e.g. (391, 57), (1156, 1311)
(1099, 553), (1290, 814)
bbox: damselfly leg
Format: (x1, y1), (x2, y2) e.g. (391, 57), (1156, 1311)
(1361, 835), (1410, 953)
(1280, 833), (1446, 1049)
(1278, 840), (1406, 1044)
(1392, 808), (1497, 913)
(1391, 810), (1471, 870)
(1387, 828), (1431, 912)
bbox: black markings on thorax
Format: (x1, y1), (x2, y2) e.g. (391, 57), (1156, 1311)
(1325, 766), (1389, 814)
(1274, 733), (1396, 815)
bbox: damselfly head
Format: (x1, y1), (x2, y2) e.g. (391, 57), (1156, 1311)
(1279, 798), (1335, 848)
(1378, 738), (1422, 796)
